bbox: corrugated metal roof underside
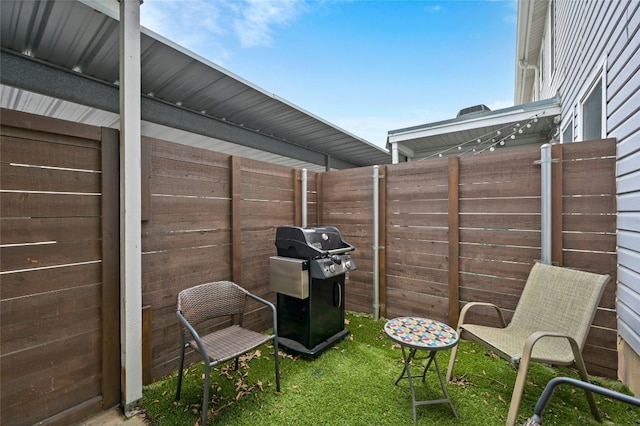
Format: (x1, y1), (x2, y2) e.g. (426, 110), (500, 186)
(0, 0), (390, 169)
(0, 85), (329, 172)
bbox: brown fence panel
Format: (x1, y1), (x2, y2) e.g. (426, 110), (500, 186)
(0, 109), (119, 425)
(457, 146), (543, 323)
(142, 138), (235, 379)
(385, 160), (451, 323)
(560, 139), (617, 378)
(320, 167), (375, 314)
(142, 141), (300, 380)
(237, 157), (297, 323)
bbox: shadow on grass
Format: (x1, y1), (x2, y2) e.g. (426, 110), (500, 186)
(143, 312), (638, 425)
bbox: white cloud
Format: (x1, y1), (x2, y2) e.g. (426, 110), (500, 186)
(141, 0), (307, 55)
(142, 0), (226, 40)
(141, 0), (231, 62)
(424, 5), (442, 13)
(233, 0), (305, 47)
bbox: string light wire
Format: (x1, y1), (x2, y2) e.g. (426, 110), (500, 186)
(420, 114), (543, 160)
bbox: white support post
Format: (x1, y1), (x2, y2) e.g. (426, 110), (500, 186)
(391, 142), (399, 164)
(119, 0), (143, 415)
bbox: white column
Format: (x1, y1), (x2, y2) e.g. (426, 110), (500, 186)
(119, 0), (143, 415)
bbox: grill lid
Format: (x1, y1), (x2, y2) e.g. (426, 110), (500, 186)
(275, 226), (354, 259)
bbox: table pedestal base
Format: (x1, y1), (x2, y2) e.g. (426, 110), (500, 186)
(395, 346), (458, 423)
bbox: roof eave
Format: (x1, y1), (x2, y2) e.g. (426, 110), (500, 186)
(388, 97), (560, 143)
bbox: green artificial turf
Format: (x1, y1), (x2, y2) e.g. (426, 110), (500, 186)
(143, 312), (639, 425)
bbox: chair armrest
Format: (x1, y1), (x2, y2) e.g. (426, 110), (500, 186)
(458, 302), (507, 328)
(176, 309), (209, 356)
(247, 292), (278, 336)
(518, 330), (581, 366)
(524, 331), (580, 354)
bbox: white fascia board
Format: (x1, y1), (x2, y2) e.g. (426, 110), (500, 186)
(388, 103), (560, 143)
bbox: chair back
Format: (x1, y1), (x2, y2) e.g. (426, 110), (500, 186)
(177, 281), (248, 328)
(509, 262), (610, 349)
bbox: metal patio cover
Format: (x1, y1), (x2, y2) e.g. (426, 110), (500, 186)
(0, 0), (391, 170)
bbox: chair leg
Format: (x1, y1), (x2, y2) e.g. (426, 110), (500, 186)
(202, 363), (211, 426)
(176, 342), (186, 400)
(445, 339), (460, 382)
(273, 337), (281, 392)
(506, 356), (532, 426)
(573, 351), (601, 422)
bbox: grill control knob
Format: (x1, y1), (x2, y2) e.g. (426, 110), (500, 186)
(329, 264), (336, 273)
(345, 260), (353, 270)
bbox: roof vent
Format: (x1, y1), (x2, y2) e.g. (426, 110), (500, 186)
(457, 104), (491, 117)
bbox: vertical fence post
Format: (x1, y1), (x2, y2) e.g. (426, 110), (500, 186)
(373, 166), (380, 321)
(230, 156), (242, 282)
(293, 168), (302, 226)
(540, 144), (552, 265)
(301, 169), (308, 228)
(551, 144), (564, 266)
(101, 127), (120, 408)
(378, 165), (387, 319)
(316, 172), (324, 225)
(448, 157), (460, 327)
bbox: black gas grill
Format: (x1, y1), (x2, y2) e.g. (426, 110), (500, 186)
(270, 226), (357, 357)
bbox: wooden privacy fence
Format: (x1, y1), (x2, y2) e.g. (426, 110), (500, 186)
(322, 140), (617, 379)
(0, 109), (618, 425)
(1, 109), (120, 426)
(144, 136), (617, 381)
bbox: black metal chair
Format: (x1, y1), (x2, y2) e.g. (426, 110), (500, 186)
(176, 281), (281, 425)
(524, 377), (640, 425)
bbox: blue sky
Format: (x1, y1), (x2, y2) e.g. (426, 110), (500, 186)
(140, 0), (518, 148)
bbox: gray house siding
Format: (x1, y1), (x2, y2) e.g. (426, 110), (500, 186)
(613, 0), (640, 367)
(535, 0), (640, 385)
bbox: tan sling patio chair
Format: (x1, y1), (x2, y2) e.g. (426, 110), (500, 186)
(176, 281), (281, 425)
(445, 262), (610, 426)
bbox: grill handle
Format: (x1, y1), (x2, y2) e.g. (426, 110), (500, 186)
(325, 246), (355, 256)
(333, 282), (342, 307)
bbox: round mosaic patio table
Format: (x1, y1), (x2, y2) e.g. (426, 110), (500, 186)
(384, 317), (459, 422)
